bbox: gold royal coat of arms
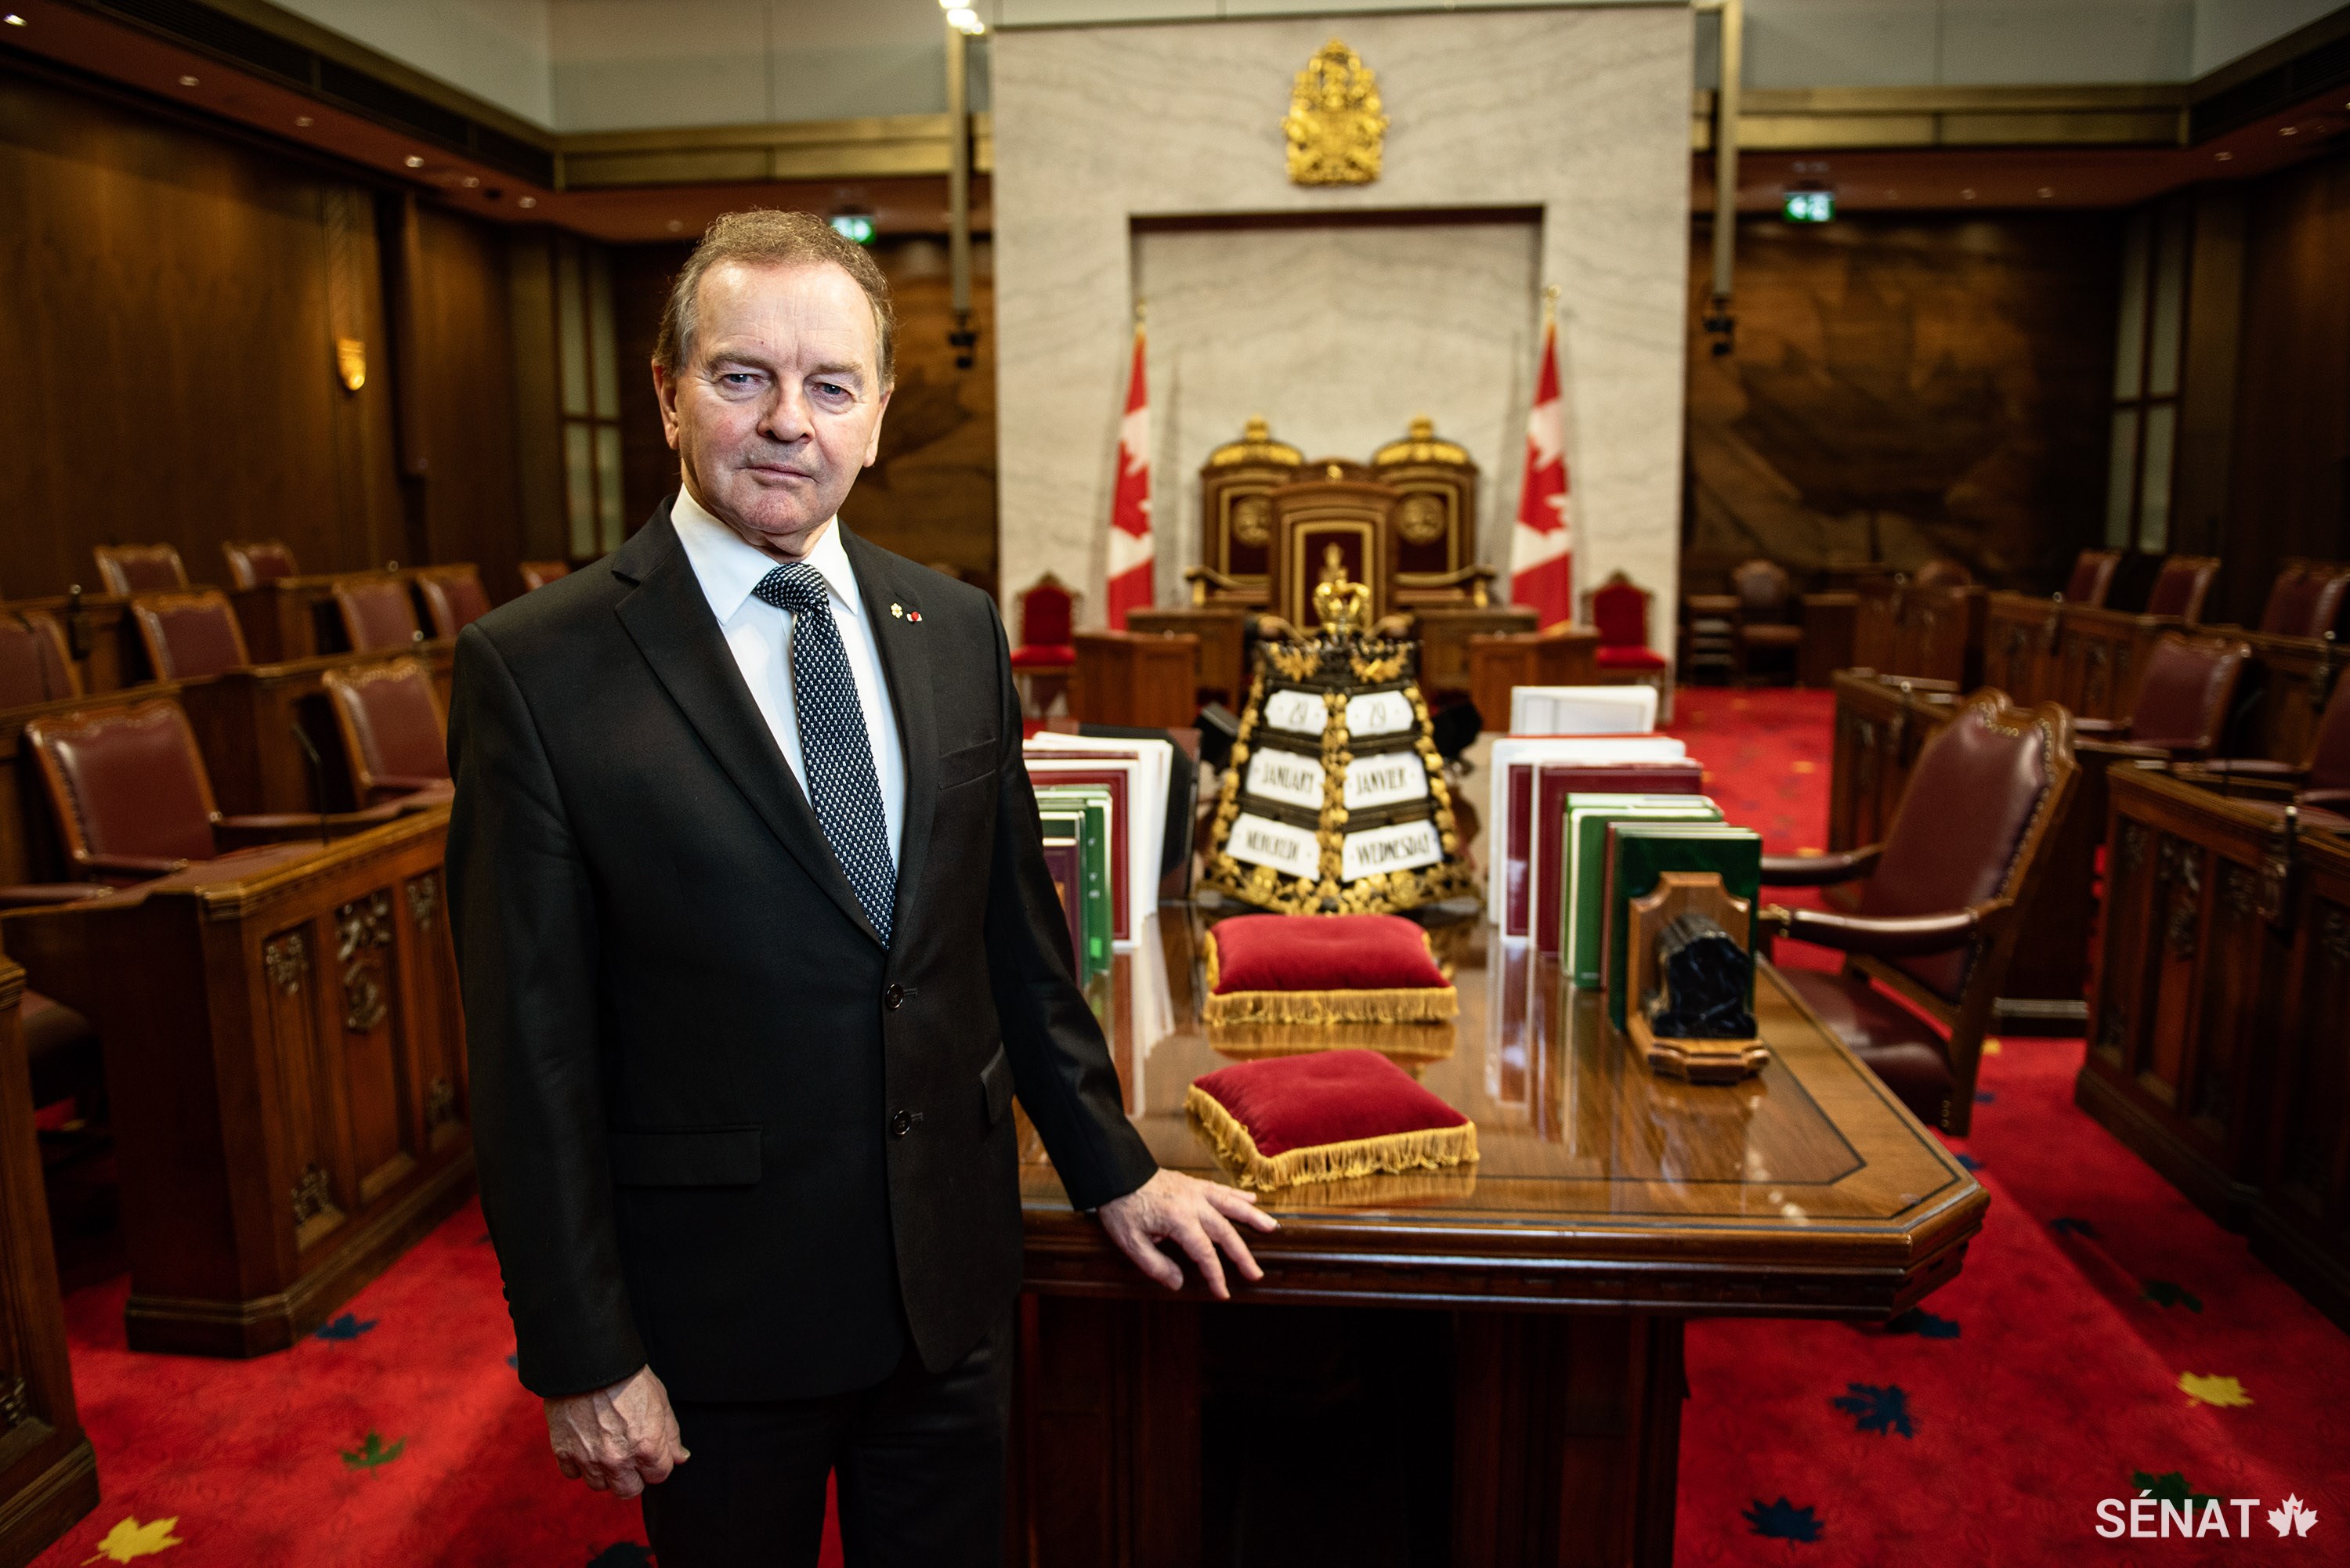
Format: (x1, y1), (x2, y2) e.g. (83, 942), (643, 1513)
(1284, 38), (1387, 186)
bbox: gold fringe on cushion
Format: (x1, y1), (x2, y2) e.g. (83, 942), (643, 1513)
(1207, 1020), (1458, 1067)
(1200, 926), (1459, 1024)
(1184, 1086), (1479, 1192)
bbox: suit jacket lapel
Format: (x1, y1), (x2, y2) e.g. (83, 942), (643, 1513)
(611, 504), (886, 948)
(844, 530), (939, 942)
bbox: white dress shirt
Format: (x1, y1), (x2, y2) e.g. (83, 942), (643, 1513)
(670, 487), (906, 865)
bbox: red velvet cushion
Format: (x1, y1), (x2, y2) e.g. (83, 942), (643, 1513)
(1191, 1049), (1467, 1157)
(1596, 645), (1668, 670)
(1009, 642), (1077, 669)
(1209, 913), (1445, 995)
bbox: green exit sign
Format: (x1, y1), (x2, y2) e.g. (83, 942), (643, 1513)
(1783, 190), (1835, 223)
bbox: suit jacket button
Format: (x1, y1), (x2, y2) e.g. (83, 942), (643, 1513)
(884, 984), (904, 1010)
(891, 1109), (916, 1137)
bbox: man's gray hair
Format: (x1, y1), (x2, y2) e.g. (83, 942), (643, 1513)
(653, 209), (898, 387)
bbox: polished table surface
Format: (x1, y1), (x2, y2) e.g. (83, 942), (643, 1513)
(1021, 906), (1986, 1317)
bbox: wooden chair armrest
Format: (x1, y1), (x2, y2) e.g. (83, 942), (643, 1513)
(1760, 899), (2006, 957)
(213, 807), (400, 847)
(0, 883), (115, 909)
(1759, 844), (1882, 887)
(2070, 717), (2129, 738)
(2077, 738), (2174, 764)
(2299, 788), (2350, 811)
(78, 853), (192, 878)
(2169, 764), (2300, 801)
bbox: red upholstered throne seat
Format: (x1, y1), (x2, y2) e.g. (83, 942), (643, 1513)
(1009, 642), (1078, 669)
(1011, 573), (1079, 716)
(131, 590), (251, 680)
(1186, 1048), (1477, 1190)
(1202, 914), (1456, 1024)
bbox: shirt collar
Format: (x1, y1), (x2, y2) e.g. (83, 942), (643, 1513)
(670, 485), (862, 626)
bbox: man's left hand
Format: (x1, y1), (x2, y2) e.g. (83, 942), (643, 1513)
(1097, 1168), (1278, 1299)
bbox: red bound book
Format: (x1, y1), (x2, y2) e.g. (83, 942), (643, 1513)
(1531, 761), (1705, 957)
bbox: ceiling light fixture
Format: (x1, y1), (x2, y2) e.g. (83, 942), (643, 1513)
(2280, 125), (2298, 135)
(2037, 186), (2053, 198)
(519, 196), (537, 208)
(178, 74), (199, 87)
(461, 175), (479, 188)
(4, 14), (27, 25)
(295, 115), (313, 127)
(666, 219), (683, 232)
(2215, 150), (2233, 161)
(404, 154), (425, 168)
(1960, 188), (1977, 200)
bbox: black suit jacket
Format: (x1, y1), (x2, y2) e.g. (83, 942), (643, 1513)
(447, 498), (1156, 1402)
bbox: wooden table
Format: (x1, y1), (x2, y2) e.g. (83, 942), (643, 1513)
(1014, 911), (1985, 1567)
(0, 940), (99, 1564)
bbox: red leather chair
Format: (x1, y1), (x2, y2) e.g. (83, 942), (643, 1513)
(24, 699), (391, 884)
(1, 611), (81, 707)
(92, 544), (189, 597)
(333, 576), (425, 652)
(1759, 689), (2079, 1135)
(220, 540), (299, 590)
(2144, 554), (2219, 623)
(1010, 573), (1079, 717)
(2258, 560), (2350, 640)
(322, 658), (452, 805)
(2061, 548), (2120, 608)
(2073, 631), (2252, 761)
(1730, 559), (1802, 685)
(2186, 672), (2350, 818)
(1584, 570), (1672, 720)
(130, 590), (251, 681)
(416, 565), (491, 638)
(519, 560), (571, 592)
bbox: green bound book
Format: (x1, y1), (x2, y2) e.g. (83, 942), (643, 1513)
(1036, 786), (1113, 981)
(1562, 794), (1721, 988)
(1603, 823), (1763, 1031)
(1035, 807), (1096, 982)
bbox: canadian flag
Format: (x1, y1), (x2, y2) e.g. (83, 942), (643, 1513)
(1509, 309), (1572, 627)
(1104, 323), (1154, 629)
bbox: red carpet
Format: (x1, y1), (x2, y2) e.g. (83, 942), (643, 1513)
(30, 686), (2350, 1566)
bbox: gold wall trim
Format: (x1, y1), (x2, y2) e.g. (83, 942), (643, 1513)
(1690, 85), (2187, 151)
(556, 114), (994, 189)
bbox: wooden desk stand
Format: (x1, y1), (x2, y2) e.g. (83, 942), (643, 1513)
(2, 809), (473, 1357)
(177, 641), (456, 815)
(1622, 873), (1766, 1083)
(0, 942), (99, 1563)
(1071, 631), (1198, 728)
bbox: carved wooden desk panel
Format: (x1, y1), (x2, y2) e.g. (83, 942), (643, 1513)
(2081, 768), (2350, 1329)
(1014, 914), (1982, 1568)
(1069, 631), (1198, 729)
(0, 945), (99, 1566)
(1418, 604), (1538, 700)
(1983, 591), (2064, 707)
(0, 810), (472, 1357)
(176, 641), (455, 815)
(2240, 630), (2343, 766)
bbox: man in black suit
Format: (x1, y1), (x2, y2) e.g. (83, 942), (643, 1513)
(447, 210), (1271, 1566)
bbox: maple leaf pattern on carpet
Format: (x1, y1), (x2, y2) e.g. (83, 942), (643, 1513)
(1742, 1496), (1825, 1542)
(1831, 1383), (1915, 1439)
(312, 1313), (378, 1342)
(2177, 1372), (2253, 1408)
(78, 1517), (183, 1563)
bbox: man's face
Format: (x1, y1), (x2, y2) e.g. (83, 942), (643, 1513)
(655, 260), (891, 561)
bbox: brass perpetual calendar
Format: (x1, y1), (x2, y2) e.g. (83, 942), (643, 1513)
(1203, 608), (1475, 916)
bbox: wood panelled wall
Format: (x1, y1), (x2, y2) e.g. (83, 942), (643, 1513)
(0, 65), (553, 603)
(1684, 213), (2119, 595)
(2213, 146), (2350, 627)
(609, 235), (1001, 594)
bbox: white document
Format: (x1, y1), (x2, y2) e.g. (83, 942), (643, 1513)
(1509, 685), (1658, 736)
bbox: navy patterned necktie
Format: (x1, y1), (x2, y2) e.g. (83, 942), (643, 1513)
(751, 562), (895, 945)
